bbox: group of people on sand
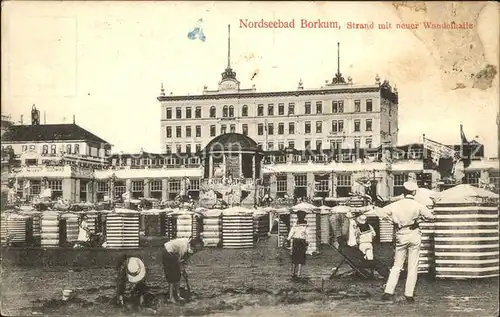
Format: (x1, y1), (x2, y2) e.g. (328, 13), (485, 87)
(287, 180), (434, 304)
(113, 180), (433, 306)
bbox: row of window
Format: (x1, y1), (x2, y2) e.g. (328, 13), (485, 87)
(95, 179), (201, 192)
(166, 99), (374, 119)
(166, 119), (373, 139)
(274, 174), (352, 193)
(167, 138), (373, 153)
(19, 144), (81, 155)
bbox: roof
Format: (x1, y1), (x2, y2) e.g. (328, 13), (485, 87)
(158, 85), (398, 104)
(2, 124), (110, 144)
(202, 133), (260, 153)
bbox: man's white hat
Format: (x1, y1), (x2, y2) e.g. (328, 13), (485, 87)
(127, 257), (146, 283)
(403, 181), (418, 192)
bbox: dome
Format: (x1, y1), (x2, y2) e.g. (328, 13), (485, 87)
(201, 133), (260, 154)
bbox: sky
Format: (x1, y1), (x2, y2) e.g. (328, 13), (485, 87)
(2, 1), (499, 156)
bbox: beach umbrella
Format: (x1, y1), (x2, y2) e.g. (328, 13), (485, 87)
(431, 184), (499, 204)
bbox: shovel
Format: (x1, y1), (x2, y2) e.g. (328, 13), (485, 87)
(181, 268), (192, 300)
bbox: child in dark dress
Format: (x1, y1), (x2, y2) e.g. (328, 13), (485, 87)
(287, 210), (309, 278)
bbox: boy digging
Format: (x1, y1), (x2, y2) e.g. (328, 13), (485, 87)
(162, 237), (204, 303)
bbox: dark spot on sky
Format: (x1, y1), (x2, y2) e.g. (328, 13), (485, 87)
(472, 64), (498, 90)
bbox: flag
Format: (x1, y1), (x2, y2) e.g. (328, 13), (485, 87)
(187, 19), (206, 42)
(460, 124), (471, 168)
(24, 180), (30, 189)
(423, 137), (459, 178)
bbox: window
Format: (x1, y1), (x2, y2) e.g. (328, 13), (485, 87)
(132, 181), (144, 193)
(186, 107), (192, 118)
(74, 144), (80, 154)
(166, 108), (172, 119)
(169, 180), (181, 192)
(338, 120), (344, 132)
(288, 103), (295, 115)
(257, 104), (264, 116)
(258, 124), (264, 135)
(268, 142), (274, 150)
(42, 145), (49, 154)
(354, 120), (361, 132)
(337, 175), (352, 187)
(295, 174), (307, 187)
(278, 142), (285, 150)
(230, 124), (236, 133)
(277, 177), (287, 194)
(315, 179), (329, 192)
(305, 140), (311, 149)
(195, 144), (201, 153)
(278, 103), (285, 115)
(366, 119), (372, 131)
(355, 100), (361, 112)
(242, 124), (248, 135)
(30, 145), (35, 150)
(366, 138), (373, 148)
(464, 171), (480, 186)
(316, 121), (322, 133)
(288, 141), (295, 149)
(51, 144), (57, 154)
(64, 144), (70, 154)
(394, 174), (408, 186)
(268, 104), (274, 116)
(316, 101), (323, 114)
(305, 121), (311, 134)
(389, 121), (392, 135)
(221, 125), (227, 134)
(22, 145), (27, 152)
(366, 99), (373, 112)
(289, 122), (295, 134)
(242, 105), (248, 117)
(151, 180), (162, 192)
(97, 181), (109, 193)
(210, 125), (216, 136)
(210, 106), (216, 118)
(278, 123), (284, 135)
(316, 140), (322, 151)
(48, 180), (63, 192)
(176, 126), (182, 137)
(223, 105), (228, 117)
(267, 123), (274, 135)
(176, 107), (182, 118)
(330, 139), (342, 149)
(354, 138), (361, 149)
(196, 125), (201, 137)
(332, 100), (345, 113)
(229, 105), (234, 117)
(304, 102), (311, 114)
(186, 144), (192, 153)
(195, 107), (201, 118)
(176, 144), (182, 153)
(166, 144), (172, 154)
(332, 120), (338, 132)
(185, 126), (192, 137)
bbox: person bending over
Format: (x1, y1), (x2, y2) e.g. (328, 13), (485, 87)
(161, 237), (204, 303)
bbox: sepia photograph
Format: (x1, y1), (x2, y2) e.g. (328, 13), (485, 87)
(1, 1), (499, 316)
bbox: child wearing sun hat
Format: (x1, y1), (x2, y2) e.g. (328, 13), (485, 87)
(115, 255), (148, 306)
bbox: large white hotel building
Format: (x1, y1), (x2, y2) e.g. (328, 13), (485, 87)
(159, 40), (399, 154)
